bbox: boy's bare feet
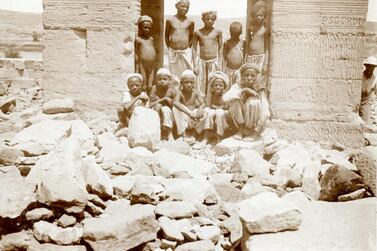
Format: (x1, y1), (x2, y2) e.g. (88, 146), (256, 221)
(233, 129), (243, 140)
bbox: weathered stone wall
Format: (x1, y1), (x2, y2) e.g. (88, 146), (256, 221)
(42, 0), (140, 116)
(0, 59), (43, 89)
(269, 0), (368, 147)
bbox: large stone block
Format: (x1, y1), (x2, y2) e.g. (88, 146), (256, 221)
(270, 120), (364, 148)
(353, 146), (377, 195)
(86, 30), (134, 74)
(43, 0), (139, 30)
(43, 30), (86, 73)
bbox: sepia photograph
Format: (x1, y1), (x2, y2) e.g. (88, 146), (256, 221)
(0, 0), (376, 250)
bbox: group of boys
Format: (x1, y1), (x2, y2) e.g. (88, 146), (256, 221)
(120, 0), (270, 143)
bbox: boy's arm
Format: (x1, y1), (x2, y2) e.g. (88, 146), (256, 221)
(196, 91), (206, 117)
(173, 91), (194, 117)
(222, 41), (228, 68)
(263, 26), (270, 75)
(123, 96), (141, 112)
(192, 31), (198, 73)
(134, 39), (140, 72)
(217, 31), (223, 69)
(165, 19), (171, 49)
(243, 40), (247, 62)
(162, 88), (177, 107)
(188, 20), (195, 48)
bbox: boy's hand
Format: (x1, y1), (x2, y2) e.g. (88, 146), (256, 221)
(190, 111), (199, 120)
(198, 108), (205, 118)
(138, 92), (149, 101)
(150, 95), (159, 102)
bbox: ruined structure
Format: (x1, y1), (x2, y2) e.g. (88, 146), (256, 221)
(42, 0), (369, 147)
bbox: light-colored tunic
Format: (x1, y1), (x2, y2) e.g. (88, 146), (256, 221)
(169, 48), (194, 80)
(197, 57), (219, 96)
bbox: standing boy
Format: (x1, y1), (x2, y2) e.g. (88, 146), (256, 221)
(246, 0), (269, 76)
(150, 68), (177, 141)
(223, 22), (246, 86)
(165, 0), (195, 79)
(173, 70), (206, 139)
(192, 10), (223, 97)
(135, 15), (157, 93)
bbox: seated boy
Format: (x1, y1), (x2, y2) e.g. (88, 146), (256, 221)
(150, 68), (177, 141)
(202, 71), (229, 144)
(173, 70), (206, 139)
(117, 73), (149, 128)
(223, 63), (270, 141)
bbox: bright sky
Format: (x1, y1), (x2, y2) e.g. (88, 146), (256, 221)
(0, 0), (375, 21)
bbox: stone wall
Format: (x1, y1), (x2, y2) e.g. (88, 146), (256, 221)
(0, 59), (43, 89)
(42, 0), (140, 116)
(269, 0), (369, 147)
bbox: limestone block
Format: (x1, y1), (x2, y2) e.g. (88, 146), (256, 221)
(128, 107), (161, 151)
(83, 204), (158, 251)
(353, 146), (377, 195)
(33, 221), (83, 245)
(86, 30), (133, 73)
(43, 30), (86, 73)
(270, 120), (364, 148)
(43, 0), (139, 30)
(43, 98), (75, 114)
(0, 169), (36, 219)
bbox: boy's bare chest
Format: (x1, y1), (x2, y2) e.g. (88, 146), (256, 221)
(198, 30), (218, 41)
(171, 18), (191, 30)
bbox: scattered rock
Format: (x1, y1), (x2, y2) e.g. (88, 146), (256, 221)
(215, 138), (263, 156)
(338, 188), (366, 202)
(158, 140), (191, 155)
(25, 208), (53, 222)
(222, 215), (242, 245)
(175, 240), (215, 251)
(155, 201), (197, 219)
(0, 143), (24, 165)
(233, 149), (271, 177)
(130, 180), (163, 205)
(83, 155), (113, 199)
(43, 98), (75, 114)
(238, 192), (302, 234)
(14, 119), (71, 152)
(158, 216), (185, 241)
(0, 169), (35, 219)
(14, 142), (46, 156)
(154, 149), (217, 178)
(160, 239), (177, 249)
(128, 107), (160, 151)
(301, 162), (321, 200)
(319, 165), (364, 201)
(353, 146), (377, 195)
(196, 225), (221, 243)
(57, 214), (77, 228)
(28, 243), (86, 251)
(33, 221), (83, 245)
(83, 204), (158, 251)
(111, 175), (135, 197)
(26, 138), (88, 213)
(0, 230), (38, 251)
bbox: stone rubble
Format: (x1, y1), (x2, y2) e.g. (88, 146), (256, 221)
(0, 85), (375, 250)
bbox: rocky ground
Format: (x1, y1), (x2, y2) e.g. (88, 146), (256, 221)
(0, 80), (376, 251)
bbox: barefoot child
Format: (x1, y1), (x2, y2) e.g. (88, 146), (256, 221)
(173, 70), (206, 138)
(223, 22), (246, 86)
(202, 71), (229, 144)
(150, 68), (177, 141)
(165, 0), (195, 79)
(223, 63), (270, 140)
(117, 73), (149, 128)
(135, 15), (157, 93)
(246, 0), (269, 76)
(192, 10), (223, 97)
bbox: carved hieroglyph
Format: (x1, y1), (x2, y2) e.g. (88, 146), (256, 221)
(42, 0), (140, 115)
(269, 0), (368, 147)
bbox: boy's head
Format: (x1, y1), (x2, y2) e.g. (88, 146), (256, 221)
(209, 71), (229, 94)
(229, 22), (242, 40)
(240, 63), (260, 87)
(138, 16), (153, 36)
(201, 10), (217, 28)
(156, 68), (172, 88)
(175, 0), (190, 16)
(252, 0), (266, 24)
(364, 56), (377, 78)
(180, 70), (196, 92)
(126, 73), (144, 96)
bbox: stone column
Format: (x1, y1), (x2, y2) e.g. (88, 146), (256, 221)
(268, 0), (368, 147)
(42, 0), (140, 116)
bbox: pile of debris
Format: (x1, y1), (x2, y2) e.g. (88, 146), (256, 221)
(0, 84), (375, 250)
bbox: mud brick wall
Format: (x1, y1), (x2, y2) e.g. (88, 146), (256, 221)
(42, 0), (140, 115)
(268, 0), (369, 147)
